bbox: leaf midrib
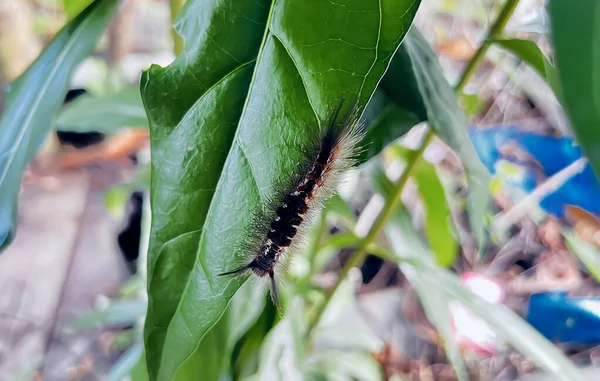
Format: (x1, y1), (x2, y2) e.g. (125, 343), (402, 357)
(157, 0), (279, 376)
(157, 0), (390, 376)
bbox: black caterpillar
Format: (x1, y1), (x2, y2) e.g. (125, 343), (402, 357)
(219, 99), (363, 307)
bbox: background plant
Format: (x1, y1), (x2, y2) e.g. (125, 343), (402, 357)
(1, 0), (600, 380)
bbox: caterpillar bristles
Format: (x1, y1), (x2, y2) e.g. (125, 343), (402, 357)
(219, 97), (364, 309)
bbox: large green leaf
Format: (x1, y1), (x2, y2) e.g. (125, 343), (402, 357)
(358, 88), (422, 163)
(141, 0), (421, 380)
(549, 0), (600, 181)
(402, 28), (491, 250)
(357, 37), (429, 163)
(0, 0), (118, 250)
(56, 87), (148, 134)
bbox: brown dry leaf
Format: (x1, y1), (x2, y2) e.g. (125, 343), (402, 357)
(53, 128), (149, 169)
(437, 37), (475, 61)
(566, 205), (600, 248)
(402, 291), (441, 345)
(68, 354), (95, 381)
(373, 343), (413, 379)
(538, 217), (566, 251)
(509, 250), (582, 294)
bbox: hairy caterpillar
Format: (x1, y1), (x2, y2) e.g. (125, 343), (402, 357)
(219, 99), (363, 307)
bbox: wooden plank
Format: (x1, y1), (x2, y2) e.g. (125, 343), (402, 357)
(42, 191), (130, 381)
(0, 172), (90, 381)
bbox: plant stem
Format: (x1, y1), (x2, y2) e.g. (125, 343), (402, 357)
(305, 0), (521, 337)
(169, 0), (186, 56)
(454, 0), (520, 92)
(306, 132), (433, 335)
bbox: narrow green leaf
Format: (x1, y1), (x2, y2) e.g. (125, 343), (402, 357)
(549, 0), (600, 181)
(377, 205), (468, 381)
(413, 161), (458, 267)
(564, 230), (600, 283)
(402, 28), (491, 251)
(0, 0), (118, 251)
(62, 0), (95, 20)
(389, 145), (458, 267)
(407, 267), (469, 381)
(130, 349), (150, 381)
(384, 210), (585, 381)
(69, 299), (147, 331)
(141, 1), (421, 380)
(491, 38), (561, 96)
(56, 87), (148, 134)
(108, 341), (145, 381)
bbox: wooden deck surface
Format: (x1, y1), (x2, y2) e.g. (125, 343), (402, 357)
(0, 170), (130, 381)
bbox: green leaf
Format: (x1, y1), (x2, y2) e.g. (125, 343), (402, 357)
(232, 301), (278, 379)
(460, 93), (484, 117)
(307, 351), (383, 381)
(381, 206), (468, 381)
(130, 349), (150, 381)
(312, 278), (382, 353)
(357, 38), (430, 163)
(170, 282), (266, 381)
(358, 89), (422, 163)
(324, 194), (356, 228)
(413, 160), (458, 267)
(69, 299), (147, 331)
(402, 28), (490, 251)
(379, 40), (428, 121)
(141, 0), (421, 380)
(491, 38), (561, 96)
(389, 145), (458, 267)
(228, 281), (268, 348)
(62, 0), (95, 20)
(245, 298), (305, 381)
(108, 341), (145, 381)
(0, 0), (118, 251)
(564, 230), (600, 283)
(549, 0), (600, 181)
(384, 210), (585, 381)
(56, 87), (148, 134)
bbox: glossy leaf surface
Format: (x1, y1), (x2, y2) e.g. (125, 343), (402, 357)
(141, 0), (421, 379)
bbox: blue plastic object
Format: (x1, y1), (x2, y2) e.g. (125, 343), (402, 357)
(468, 126), (600, 218)
(526, 292), (600, 344)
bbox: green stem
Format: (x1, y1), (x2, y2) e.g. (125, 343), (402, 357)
(305, 0), (521, 338)
(169, 0), (186, 56)
(306, 132), (433, 336)
(454, 0), (520, 92)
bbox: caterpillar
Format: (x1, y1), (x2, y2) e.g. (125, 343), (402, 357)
(219, 98), (363, 308)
